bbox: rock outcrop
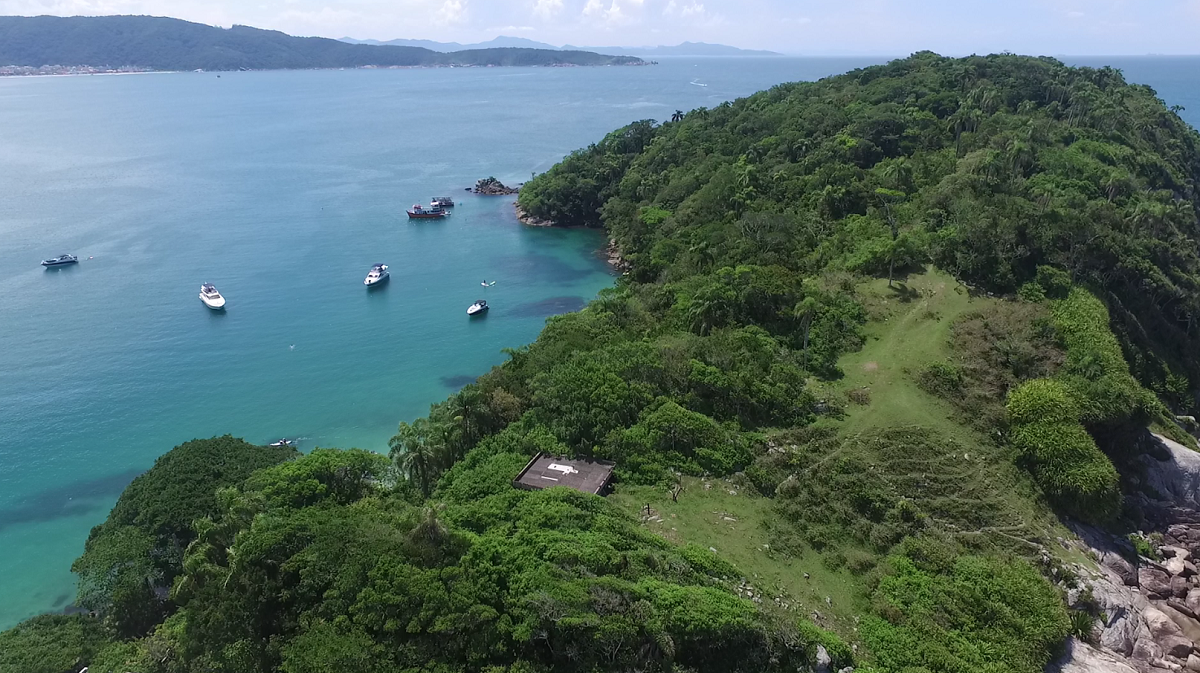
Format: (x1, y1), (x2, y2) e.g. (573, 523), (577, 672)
(473, 177), (518, 195)
(1051, 433), (1200, 673)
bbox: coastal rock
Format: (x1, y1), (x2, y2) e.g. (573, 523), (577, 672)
(1141, 435), (1200, 506)
(1049, 637), (1139, 673)
(473, 176), (519, 195)
(815, 645), (832, 673)
(514, 203), (554, 227)
(1144, 568), (1176, 598)
(1106, 552), (1141, 587)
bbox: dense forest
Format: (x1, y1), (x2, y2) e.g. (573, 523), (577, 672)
(0, 16), (643, 71)
(6, 52), (1200, 673)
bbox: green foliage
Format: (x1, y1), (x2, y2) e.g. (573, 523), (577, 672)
(1006, 379), (1079, 425)
(603, 400), (751, 481)
(862, 538), (1070, 673)
(0, 614), (111, 673)
(1009, 420), (1120, 519)
(0, 15), (644, 70)
(72, 435), (295, 636)
(521, 52), (1200, 409)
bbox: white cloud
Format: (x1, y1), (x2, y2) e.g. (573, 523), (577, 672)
(531, 0), (561, 19)
(663, 0), (704, 18)
(434, 0), (467, 25)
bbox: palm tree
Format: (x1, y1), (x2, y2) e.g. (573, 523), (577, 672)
(389, 419), (438, 497)
(671, 110), (684, 123)
(874, 188), (905, 287)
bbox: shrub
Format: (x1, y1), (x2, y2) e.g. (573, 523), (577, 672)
(1009, 420), (1120, 520)
(862, 538), (1070, 673)
(1018, 281), (1046, 302)
(1035, 265), (1072, 300)
(1006, 379), (1078, 425)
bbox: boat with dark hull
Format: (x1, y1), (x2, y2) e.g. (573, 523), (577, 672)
(431, 196), (455, 208)
(407, 204), (449, 219)
(41, 254), (78, 267)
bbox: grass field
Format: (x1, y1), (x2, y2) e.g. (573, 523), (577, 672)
(611, 269), (1079, 644)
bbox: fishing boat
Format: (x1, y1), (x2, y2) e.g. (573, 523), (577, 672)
(364, 263), (389, 286)
(407, 204), (449, 219)
(41, 254), (78, 267)
(431, 196), (455, 208)
(199, 283), (226, 310)
(467, 299), (489, 316)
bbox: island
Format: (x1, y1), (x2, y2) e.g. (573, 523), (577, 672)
(0, 16), (646, 73)
(6, 52), (1200, 673)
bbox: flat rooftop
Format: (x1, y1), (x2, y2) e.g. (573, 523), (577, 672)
(513, 452), (615, 496)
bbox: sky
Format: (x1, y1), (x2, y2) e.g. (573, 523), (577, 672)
(2, 0), (1199, 55)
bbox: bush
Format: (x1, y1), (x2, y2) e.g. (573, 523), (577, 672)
(862, 538), (1070, 673)
(1009, 420), (1120, 519)
(1006, 379), (1078, 425)
(1035, 265), (1072, 300)
(0, 614), (112, 673)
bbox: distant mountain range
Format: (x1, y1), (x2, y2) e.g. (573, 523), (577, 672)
(340, 36), (780, 57)
(0, 16), (645, 71)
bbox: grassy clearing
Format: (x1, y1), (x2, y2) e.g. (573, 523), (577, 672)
(612, 269), (1078, 648)
(609, 478), (864, 632)
(830, 268), (986, 444)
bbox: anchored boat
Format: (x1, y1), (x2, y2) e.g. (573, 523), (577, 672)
(199, 283), (226, 310)
(407, 204), (449, 219)
(467, 299), (489, 316)
(41, 254), (78, 267)
(364, 263), (389, 286)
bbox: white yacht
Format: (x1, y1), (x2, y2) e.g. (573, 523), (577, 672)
(199, 283), (226, 310)
(364, 263), (389, 286)
(467, 299), (489, 316)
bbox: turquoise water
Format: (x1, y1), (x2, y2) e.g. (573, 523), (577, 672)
(1, 55), (1197, 629)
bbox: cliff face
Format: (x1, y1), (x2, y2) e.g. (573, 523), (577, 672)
(1055, 434), (1200, 673)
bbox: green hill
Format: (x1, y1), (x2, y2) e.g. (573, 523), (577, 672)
(5, 52), (1200, 673)
(0, 15), (644, 71)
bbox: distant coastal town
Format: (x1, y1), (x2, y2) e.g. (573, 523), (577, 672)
(0, 64), (153, 76)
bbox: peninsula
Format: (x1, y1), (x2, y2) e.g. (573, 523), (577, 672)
(0, 16), (645, 73)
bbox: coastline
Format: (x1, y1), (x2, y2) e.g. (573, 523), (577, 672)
(0, 61), (652, 78)
(514, 202), (630, 273)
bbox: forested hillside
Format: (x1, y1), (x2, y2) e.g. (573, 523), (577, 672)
(0, 16), (642, 71)
(6, 52), (1200, 673)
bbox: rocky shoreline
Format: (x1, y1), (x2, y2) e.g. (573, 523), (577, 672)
(1052, 433), (1200, 673)
(513, 203), (630, 273)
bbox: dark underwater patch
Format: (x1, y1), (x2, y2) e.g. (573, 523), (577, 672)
(441, 374), (478, 390)
(0, 468), (143, 532)
(511, 296), (587, 318)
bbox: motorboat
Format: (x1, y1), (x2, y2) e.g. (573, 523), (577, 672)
(407, 204), (449, 219)
(364, 263), (389, 286)
(199, 283), (226, 310)
(431, 196), (455, 208)
(41, 254), (78, 267)
(467, 299), (489, 316)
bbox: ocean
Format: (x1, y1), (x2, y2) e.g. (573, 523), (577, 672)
(0, 55), (1196, 629)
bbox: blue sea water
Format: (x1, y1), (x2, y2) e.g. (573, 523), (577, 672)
(0, 55), (1197, 629)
